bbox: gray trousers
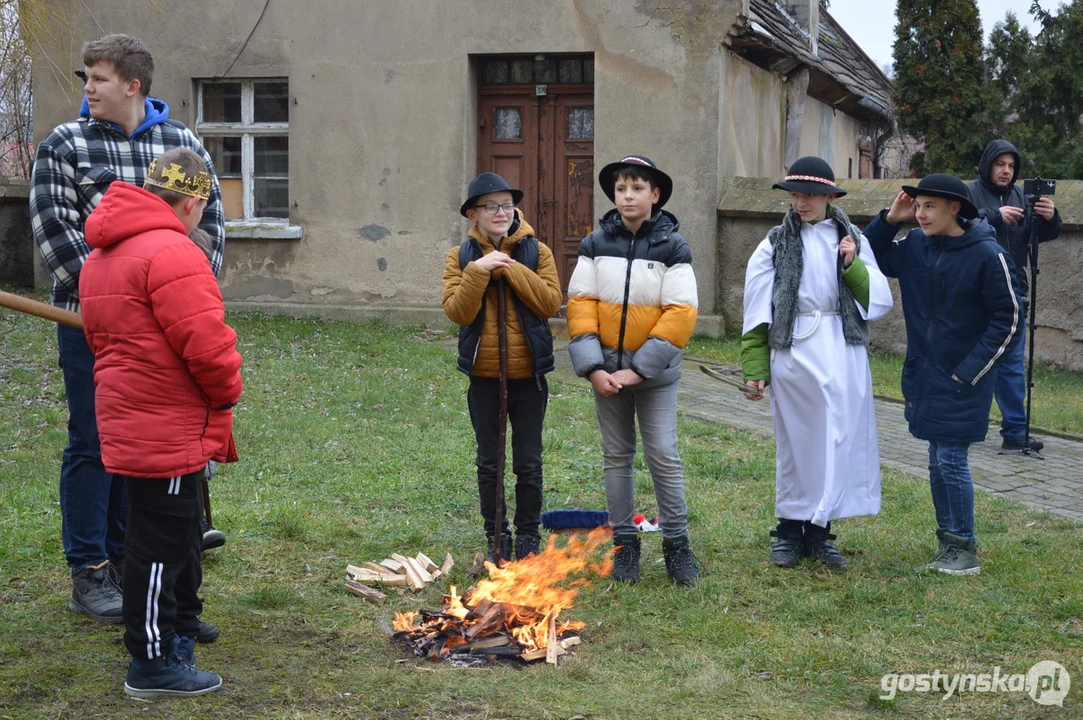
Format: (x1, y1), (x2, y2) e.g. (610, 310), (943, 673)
(593, 381), (689, 538)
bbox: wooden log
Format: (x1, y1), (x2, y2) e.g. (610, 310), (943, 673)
(401, 561), (426, 592)
(344, 581), (387, 602)
(405, 557), (433, 585)
(415, 552), (439, 573)
(469, 552), (486, 577)
(440, 553), (454, 575)
(430, 569), (443, 582)
(368, 574), (408, 587)
(379, 559), (404, 573)
(457, 634), (513, 652)
(559, 636), (581, 650)
(519, 647), (548, 662)
(465, 602), (506, 639)
(362, 561), (397, 576)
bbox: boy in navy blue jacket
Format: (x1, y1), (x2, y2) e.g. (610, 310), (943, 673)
(864, 174), (1021, 576)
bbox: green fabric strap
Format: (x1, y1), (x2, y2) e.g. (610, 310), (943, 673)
(740, 323), (770, 384)
(841, 256), (870, 311)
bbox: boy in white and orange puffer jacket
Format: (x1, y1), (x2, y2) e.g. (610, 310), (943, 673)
(565, 155), (699, 586)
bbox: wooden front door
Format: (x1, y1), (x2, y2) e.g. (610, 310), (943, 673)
(478, 80), (594, 294)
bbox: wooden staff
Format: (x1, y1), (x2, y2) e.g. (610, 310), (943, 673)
(0, 289), (82, 328)
(494, 278), (508, 565)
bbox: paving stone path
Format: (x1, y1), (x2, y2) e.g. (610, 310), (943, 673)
(552, 346), (1083, 522)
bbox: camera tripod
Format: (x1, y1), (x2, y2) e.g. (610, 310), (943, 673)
(999, 193), (1045, 460)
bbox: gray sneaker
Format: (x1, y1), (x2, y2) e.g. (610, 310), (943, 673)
(928, 532), (980, 576)
(70, 561), (123, 623)
(922, 527), (950, 570)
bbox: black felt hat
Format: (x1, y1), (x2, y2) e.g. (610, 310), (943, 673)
(598, 155), (673, 209)
(901, 173), (978, 220)
(460, 172), (523, 217)
(773, 156), (846, 197)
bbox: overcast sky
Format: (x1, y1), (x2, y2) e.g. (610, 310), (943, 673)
(826, 0), (1050, 71)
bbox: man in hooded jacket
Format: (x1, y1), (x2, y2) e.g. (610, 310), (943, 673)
(966, 140), (1061, 452)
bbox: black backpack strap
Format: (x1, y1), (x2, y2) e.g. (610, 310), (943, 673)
(459, 238), (482, 270)
(513, 236), (539, 272)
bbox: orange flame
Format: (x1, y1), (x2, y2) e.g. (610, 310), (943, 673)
(392, 528), (612, 654)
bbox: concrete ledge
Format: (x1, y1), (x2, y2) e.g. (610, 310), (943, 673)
(225, 301), (451, 328)
(225, 223), (305, 240)
(719, 175), (1083, 229)
(224, 301), (727, 338)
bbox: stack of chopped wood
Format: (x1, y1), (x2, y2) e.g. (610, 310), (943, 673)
(345, 552), (454, 602)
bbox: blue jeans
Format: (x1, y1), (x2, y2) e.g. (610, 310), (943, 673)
(994, 310), (1027, 439)
(57, 324), (126, 573)
(927, 441), (975, 541)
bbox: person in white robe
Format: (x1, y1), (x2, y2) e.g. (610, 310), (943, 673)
(739, 156), (893, 570)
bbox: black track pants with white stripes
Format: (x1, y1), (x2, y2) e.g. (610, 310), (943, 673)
(122, 469), (204, 661)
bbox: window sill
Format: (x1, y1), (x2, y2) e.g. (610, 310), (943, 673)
(225, 222), (304, 240)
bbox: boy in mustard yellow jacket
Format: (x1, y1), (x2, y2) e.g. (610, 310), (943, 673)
(565, 155), (700, 586)
(442, 173), (562, 563)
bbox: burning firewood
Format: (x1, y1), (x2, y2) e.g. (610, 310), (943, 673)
(391, 529), (610, 666)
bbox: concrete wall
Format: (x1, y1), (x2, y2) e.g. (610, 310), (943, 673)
(717, 177), (1083, 370)
(0, 180), (33, 288)
(31, 0), (745, 321)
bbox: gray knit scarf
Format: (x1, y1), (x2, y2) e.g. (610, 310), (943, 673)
(767, 204), (870, 350)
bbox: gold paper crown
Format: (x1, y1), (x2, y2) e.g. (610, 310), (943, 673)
(144, 159), (212, 200)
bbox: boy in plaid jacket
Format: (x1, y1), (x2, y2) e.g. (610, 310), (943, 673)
(30, 34), (224, 625)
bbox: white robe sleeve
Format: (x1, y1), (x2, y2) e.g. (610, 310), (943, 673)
(856, 232), (894, 322)
(742, 237), (775, 334)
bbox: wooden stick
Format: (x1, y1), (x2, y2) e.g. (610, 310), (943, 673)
(0, 290), (83, 329)
(416, 552), (439, 573)
(401, 561), (426, 592)
(405, 557), (433, 585)
(379, 559), (404, 573)
(546, 615), (560, 665)
(440, 553), (454, 575)
(362, 561), (397, 576)
(345, 581), (387, 602)
(699, 364), (759, 396)
(495, 277), (508, 564)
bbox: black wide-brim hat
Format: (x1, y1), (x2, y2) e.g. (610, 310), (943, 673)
(460, 172), (524, 217)
(772, 156), (847, 197)
(901, 173), (978, 220)
(598, 155), (673, 209)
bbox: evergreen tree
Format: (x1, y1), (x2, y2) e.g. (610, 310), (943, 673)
(892, 0), (989, 175)
(986, 2), (1083, 178)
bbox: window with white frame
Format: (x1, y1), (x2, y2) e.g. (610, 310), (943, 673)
(197, 79), (289, 222)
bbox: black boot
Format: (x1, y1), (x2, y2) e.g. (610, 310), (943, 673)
(485, 532), (512, 564)
(803, 522), (848, 570)
(69, 560), (124, 623)
(514, 533), (541, 560)
(201, 515), (226, 552)
(769, 519), (804, 568)
(662, 535), (700, 586)
(611, 533), (641, 583)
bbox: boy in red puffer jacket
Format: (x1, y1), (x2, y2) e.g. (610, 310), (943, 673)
(79, 148), (242, 698)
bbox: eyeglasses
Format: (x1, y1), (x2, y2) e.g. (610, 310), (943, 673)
(475, 202), (517, 215)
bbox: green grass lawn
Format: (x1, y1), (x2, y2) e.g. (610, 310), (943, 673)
(2, 312), (1081, 719)
(687, 335), (1083, 437)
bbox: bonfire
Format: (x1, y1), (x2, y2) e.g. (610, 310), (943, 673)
(392, 528), (612, 665)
